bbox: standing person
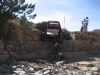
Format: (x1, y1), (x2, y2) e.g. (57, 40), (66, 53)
(83, 19), (86, 31)
(85, 17), (89, 31)
(80, 20), (84, 31)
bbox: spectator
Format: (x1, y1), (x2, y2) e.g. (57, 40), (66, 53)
(83, 19), (86, 31)
(86, 17), (89, 31)
(81, 19), (86, 31)
(80, 20), (84, 31)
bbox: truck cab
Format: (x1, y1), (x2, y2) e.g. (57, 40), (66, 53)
(41, 21), (63, 43)
(45, 21), (62, 37)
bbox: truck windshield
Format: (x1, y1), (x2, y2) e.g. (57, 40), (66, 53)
(48, 22), (59, 26)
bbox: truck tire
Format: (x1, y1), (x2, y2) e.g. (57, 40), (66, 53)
(66, 32), (70, 40)
(40, 32), (46, 41)
(59, 32), (63, 44)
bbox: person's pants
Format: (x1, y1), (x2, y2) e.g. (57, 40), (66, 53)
(86, 23), (88, 31)
(83, 24), (87, 31)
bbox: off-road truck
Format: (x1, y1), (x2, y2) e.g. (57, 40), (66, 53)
(41, 21), (63, 44)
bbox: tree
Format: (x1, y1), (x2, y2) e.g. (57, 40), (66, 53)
(36, 21), (46, 31)
(62, 28), (69, 33)
(0, 0), (36, 23)
(0, 0), (37, 60)
(20, 13), (27, 25)
(62, 28), (70, 40)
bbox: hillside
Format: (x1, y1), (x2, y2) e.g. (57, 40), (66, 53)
(0, 21), (100, 74)
(0, 21), (100, 61)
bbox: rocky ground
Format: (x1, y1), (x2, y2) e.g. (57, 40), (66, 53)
(0, 53), (100, 75)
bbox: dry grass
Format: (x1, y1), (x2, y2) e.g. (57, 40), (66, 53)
(9, 18), (36, 29)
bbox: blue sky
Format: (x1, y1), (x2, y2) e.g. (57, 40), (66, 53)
(25, 0), (100, 31)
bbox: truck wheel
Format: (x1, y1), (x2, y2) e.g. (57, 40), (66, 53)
(66, 32), (70, 40)
(59, 32), (63, 44)
(40, 32), (46, 41)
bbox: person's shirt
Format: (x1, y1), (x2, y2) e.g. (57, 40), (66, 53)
(83, 21), (86, 25)
(86, 19), (89, 23)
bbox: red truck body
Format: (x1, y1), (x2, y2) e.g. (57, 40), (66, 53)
(41, 20), (63, 43)
(45, 21), (62, 37)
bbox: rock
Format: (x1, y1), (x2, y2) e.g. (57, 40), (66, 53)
(55, 60), (66, 67)
(21, 65), (24, 68)
(66, 64), (75, 70)
(65, 69), (70, 73)
(93, 71), (99, 75)
(29, 67), (34, 71)
(87, 64), (95, 67)
(91, 61), (98, 65)
(68, 71), (83, 75)
(34, 71), (42, 75)
(77, 61), (90, 66)
(71, 71), (78, 75)
(43, 70), (51, 75)
(12, 66), (18, 71)
(16, 68), (23, 71)
(43, 68), (51, 71)
(78, 66), (90, 71)
(12, 73), (18, 75)
(12, 66), (17, 68)
(33, 66), (40, 71)
(77, 72), (83, 75)
(25, 66), (34, 73)
(91, 66), (98, 71)
(54, 69), (60, 74)
(13, 70), (26, 75)
(63, 65), (67, 69)
(70, 32), (98, 40)
(0, 59), (100, 75)
(85, 72), (92, 75)
(27, 73), (35, 75)
(13, 67), (26, 75)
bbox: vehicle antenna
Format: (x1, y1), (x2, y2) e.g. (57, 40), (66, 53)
(64, 15), (65, 29)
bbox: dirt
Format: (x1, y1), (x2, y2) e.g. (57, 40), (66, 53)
(0, 50), (100, 75)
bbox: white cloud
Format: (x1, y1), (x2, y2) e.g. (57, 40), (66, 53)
(30, 10), (71, 23)
(70, 7), (94, 13)
(50, 0), (68, 5)
(50, 0), (77, 7)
